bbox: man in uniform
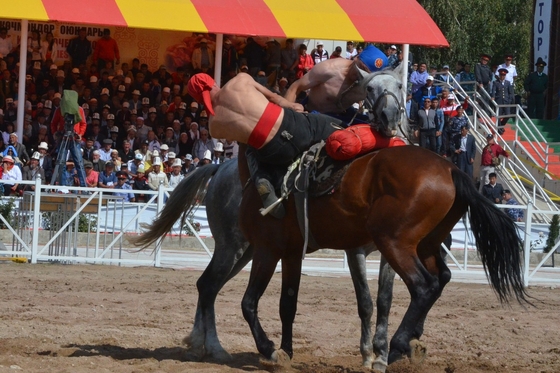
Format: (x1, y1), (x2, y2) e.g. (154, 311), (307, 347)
(491, 68), (514, 134)
(187, 73), (342, 219)
(495, 54), (517, 85)
(475, 53), (493, 109)
(524, 57), (548, 119)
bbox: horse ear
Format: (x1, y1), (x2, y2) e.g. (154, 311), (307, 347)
(354, 65), (370, 81)
(393, 62), (405, 77)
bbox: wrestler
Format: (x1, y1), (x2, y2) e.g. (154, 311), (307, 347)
(187, 73), (343, 219)
(285, 45), (390, 113)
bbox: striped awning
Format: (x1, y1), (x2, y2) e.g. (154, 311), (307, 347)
(1, 0), (448, 46)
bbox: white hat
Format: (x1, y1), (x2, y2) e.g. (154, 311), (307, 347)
(135, 153), (143, 160)
(122, 101), (130, 108)
(50, 64), (58, 70)
(203, 149), (212, 161)
(152, 150), (160, 157)
(390, 45), (397, 50)
(316, 41), (324, 46)
(172, 158), (182, 167)
(200, 110), (207, 118)
(82, 103), (89, 109)
(214, 142), (224, 152)
(53, 93), (62, 99)
(110, 125), (119, 132)
(163, 87), (171, 93)
(44, 100), (52, 109)
(33, 61), (41, 69)
(148, 107), (157, 113)
(427, 75), (434, 81)
(132, 90), (141, 96)
(124, 77), (132, 84)
(160, 144), (169, 151)
(179, 102), (187, 110)
(2, 155), (14, 163)
(167, 152), (176, 158)
(142, 97), (150, 105)
(72, 67), (80, 74)
(38, 142), (49, 150)
(107, 114), (115, 120)
(118, 85), (126, 92)
(57, 70), (65, 78)
(448, 93), (455, 100)
(443, 65), (450, 69)
(116, 69), (124, 76)
(185, 154), (193, 161)
(111, 149), (119, 154)
(190, 102), (199, 108)
(92, 113), (100, 120)
(101, 88), (110, 95)
(31, 151), (41, 160)
(90, 76), (98, 83)
(152, 157), (162, 166)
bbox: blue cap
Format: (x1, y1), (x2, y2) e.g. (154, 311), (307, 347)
(357, 45), (388, 72)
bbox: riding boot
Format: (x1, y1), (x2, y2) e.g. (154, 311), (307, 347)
(246, 148), (285, 219)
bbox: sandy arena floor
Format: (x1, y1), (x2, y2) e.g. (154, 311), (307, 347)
(0, 263), (559, 373)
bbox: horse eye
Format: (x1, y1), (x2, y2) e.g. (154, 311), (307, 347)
(367, 86), (373, 92)
(398, 84), (403, 90)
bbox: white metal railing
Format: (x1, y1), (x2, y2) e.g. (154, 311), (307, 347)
(0, 178), (559, 285)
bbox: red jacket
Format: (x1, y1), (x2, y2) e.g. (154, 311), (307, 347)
(93, 38), (120, 62)
(50, 107), (87, 137)
(296, 54), (314, 79)
(481, 143), (508, 166)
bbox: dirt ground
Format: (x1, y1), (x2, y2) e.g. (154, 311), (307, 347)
(0, 263), (559, 373)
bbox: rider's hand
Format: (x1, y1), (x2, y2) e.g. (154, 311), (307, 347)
(293, 103), (305, 113)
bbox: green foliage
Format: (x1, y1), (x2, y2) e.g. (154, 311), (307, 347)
(182, 212), (201, 236)
(545, 215), (560, 254)
(42, 212), (97, 233)
(412, 0), (533, 93)
(0, 198), (16, 229)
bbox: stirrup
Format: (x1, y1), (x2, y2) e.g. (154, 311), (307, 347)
(256, 179), (285, 219)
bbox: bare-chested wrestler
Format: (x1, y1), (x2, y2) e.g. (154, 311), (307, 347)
(187, 73), (344, 219)
(285, 45), (390, 113)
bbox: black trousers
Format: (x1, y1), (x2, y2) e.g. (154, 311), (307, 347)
(419, 129), (437, 153)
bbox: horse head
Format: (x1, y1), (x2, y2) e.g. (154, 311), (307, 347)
(357, 65), (405, 138)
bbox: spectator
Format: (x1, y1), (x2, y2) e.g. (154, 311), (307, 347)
(192, 128), (214, 161)
(459, 63), (475, 93)
(330, 46), (343, 59)
(451, 126), (476, 180)
(98, 161), (117, 189)
(345, 41), (357, 60)
(132, 166), (150, 202)
(222, 39), (238, 84)
(475, 53), (493, 99)
(1, 155), (21, 196)
(9, 132), (30, 165)
(386, 45), (398, 68)
(445, 106), (468, 157)
(168, 158), (184, 189)
(264, 38), (282, 78)
(66, 27), (92, 67)
(0, 28), (14, 59)
(91, 150), (105, 172)
(243, 37), (265, 77)
(410, 63), (428, 94)
(83, 161), (98, 189)
(192, 38), (214, 74)
(183, 154), (196, 174)
(431, 98), (445, 155)
(198, 149), (212, 167)
(127, 153), (145, 177)
(37, 141), (53, 182)
(212, 142), (226, 164)
(503, 189), (523, 222)
(296, 44), (314, 80)
(482, 172), (505, 204)
(524, 57), (548, 119)
(491, 68), (514, 134)
(415, 97), (438, 153)
(414, 75), (439, 104)
(311, 41), (328, 65)
(479, 134), (509, 191)
(99, 138), (114, 161)
(93, 29), (120, 72)
(114, 171), (135, 202)
(280, 38), (298, 79)
(147, 157), (168, 190)
(495, 54), (517, 85)
(20, 151), (45, 193)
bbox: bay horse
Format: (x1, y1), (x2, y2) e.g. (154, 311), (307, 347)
(136, 159), (400, 371)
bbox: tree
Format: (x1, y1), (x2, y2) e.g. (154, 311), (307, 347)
(411, 0), (533, 93)
(545, 214), (560, 254)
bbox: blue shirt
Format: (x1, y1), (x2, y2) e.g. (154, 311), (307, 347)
(114, 183), (135, 202)
(98, 171), (117, 187)
(506, 198), (524, 221)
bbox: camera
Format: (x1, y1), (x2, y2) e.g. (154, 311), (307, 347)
(64, 114), (75, 134)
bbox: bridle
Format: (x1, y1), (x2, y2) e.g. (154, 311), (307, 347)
(364, 86), (405, 129)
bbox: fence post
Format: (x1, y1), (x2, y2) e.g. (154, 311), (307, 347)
(31, 178), (42, 264)
(523, 200), (534, 287)
(154, 182), (165, 267)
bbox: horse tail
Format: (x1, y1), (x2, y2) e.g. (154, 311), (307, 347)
(133, 164), (221, 248)
(451, 168), (528, 304)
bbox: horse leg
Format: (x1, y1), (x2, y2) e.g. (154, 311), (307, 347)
(241, 247), (280, 361)
(278, 253), (303, 362)
(346, 246), (374, 368)
(184, 242), (252, 361)
(372, 254), (395, 373)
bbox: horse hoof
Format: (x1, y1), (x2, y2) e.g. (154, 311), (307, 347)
(208, 348), (233, 362)
(372, 356), (388, 373)
(409, 339), (427, 365)
(260, 349), (291, 370)
(183, 347), (205, 362)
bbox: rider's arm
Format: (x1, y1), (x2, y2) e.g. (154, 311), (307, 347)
(253, 82), (304, 112)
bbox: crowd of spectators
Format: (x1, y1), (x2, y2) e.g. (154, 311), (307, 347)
(0, 26), (543, 214)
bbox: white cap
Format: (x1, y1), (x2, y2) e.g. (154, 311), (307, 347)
(72, 67), (80, 74)
(152, 150), (160, 157)
(448, 93), (455, 99)
(132, 90), (141, 96)
(163, 87), (171, 93)
(148, 107), (157, 113)
(90, 76), (98, 83)
(82, 103), (89, 109)
(50, 64), (58, 70)
(110, 126), (119, 133)
(172, 158), (182, 167)
(316, 41), (324, 46)
(44, 100), (52, 109)
(116, 69), (124, 76)
(160, 144), (169, 151)
(179, 102), (187, 110)
(122, 101), (130, 108)
(31, 151), (41, 160)
(124, 77), (132, 84)
(200, 110), (207, 118)
(185, 154), (193, 161)
(427, 75), (434, 80)
(53, 93), (62, 99)
(142, 97), (150, 105)
(214, 142), (224, 152)
(107, 114), (115, 120)
(118, 85), (126, 92)
(33, 61), (41, 69)
(38, 142), (49, 150)
(203, 149), (212, 161)
(390, 45), (397, 50)
(152, 157), (162, 166)
(92, 112), (100, 119)
(135, 153), (143, 160)
(190, 102), (199, 108)
(167, 152), (176, 158)
(57, 70), (65, 78)
(101, 88), (110, 95)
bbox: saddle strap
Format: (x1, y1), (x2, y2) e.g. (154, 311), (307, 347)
(294, 191), (322, 258)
